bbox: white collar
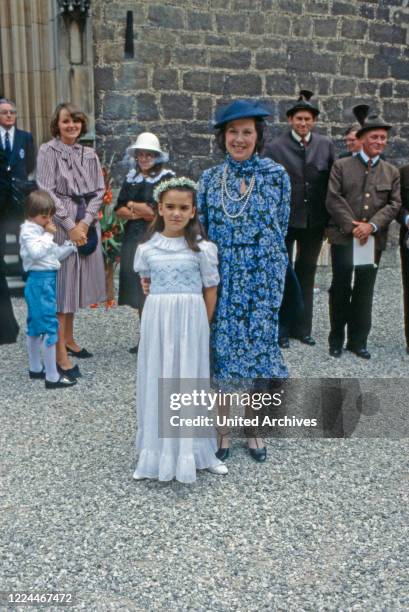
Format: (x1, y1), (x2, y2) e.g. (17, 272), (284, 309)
(291, 129), (311, 144)
(359, 150), (380, 165)
(125, 168), (175, 185)
(21, 220), (44, 233)
(150, 231), (187, 252)
(0, 125), (15, 140)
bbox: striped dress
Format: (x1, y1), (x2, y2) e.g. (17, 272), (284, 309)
(36, 138), (106, 313)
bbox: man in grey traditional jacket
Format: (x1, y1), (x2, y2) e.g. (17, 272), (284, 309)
(325, 106), (401, 360)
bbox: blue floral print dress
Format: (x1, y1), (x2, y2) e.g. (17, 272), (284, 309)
(197, 153), (291, 385)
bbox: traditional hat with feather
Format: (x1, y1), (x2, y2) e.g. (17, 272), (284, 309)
(353, 104), (392, 138)
(286, 90), (320, 118)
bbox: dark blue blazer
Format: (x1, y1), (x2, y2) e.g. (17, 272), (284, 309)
(0, 128), (35, 179)
(0, 128), (35, 219)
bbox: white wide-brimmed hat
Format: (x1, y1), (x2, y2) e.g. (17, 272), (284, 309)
(126, 132), (169, 163)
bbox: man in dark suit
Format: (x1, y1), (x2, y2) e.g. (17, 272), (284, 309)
(0, 98), (35, 263)
(264, 90), (335, 347)
(398, 164), (409, 355)
(339, 124), (362, 159)
(325, 106), (401, 359)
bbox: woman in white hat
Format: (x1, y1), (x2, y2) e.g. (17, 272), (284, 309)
(115, 133), (174, 352)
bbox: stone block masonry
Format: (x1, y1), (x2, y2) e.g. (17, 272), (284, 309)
(93, 0), (409, 182)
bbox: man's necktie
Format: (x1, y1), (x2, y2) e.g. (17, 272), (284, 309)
(301, 137), (308, 148)
(4, 131), (11, 163)
(367, 159), (372, 170)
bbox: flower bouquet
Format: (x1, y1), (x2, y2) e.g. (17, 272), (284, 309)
(91, 157), (124, 309)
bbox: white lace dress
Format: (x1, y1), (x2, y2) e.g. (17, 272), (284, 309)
(133, 232), (223, 483)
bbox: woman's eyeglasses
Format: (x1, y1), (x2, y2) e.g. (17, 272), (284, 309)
(0, 110), (17, 116)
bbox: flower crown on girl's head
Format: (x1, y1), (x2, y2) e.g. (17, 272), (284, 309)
(153, 176), (198, 203)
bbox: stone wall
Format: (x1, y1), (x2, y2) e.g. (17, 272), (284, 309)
(92, 0), (409, 184)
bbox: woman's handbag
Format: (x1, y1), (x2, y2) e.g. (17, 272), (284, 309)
(77, 224), (98, 256)
(72, 191), (99, 256)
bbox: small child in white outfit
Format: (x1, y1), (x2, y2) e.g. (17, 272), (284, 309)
(20, 190), (77, 389)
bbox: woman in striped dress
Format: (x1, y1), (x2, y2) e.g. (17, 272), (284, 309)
(36, 103), (105, 377)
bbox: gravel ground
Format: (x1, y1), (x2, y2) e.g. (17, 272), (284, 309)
(1, 249), (408, 611)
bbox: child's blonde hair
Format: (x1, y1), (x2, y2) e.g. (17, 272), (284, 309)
(26, 190), (56, 219)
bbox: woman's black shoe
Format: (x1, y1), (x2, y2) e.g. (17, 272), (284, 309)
(279, 336), (290, 349)
(216, 432), (230, 461)
(129, 345), (139, 354)
(248, 446), (267, 462)
(45, 375), (77, 389)
(215, 447), (230, 462)
(66, 346), (93, 358)
(57, 364), (82, 379)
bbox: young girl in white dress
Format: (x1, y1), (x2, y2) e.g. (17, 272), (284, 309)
(132, 177), (228, 483)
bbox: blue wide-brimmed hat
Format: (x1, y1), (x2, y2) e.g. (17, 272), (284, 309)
(213, 99), (271, 129)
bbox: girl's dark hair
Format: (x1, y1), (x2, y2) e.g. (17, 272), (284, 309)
(26, 190), (56, 218)
(215, 117), (265, 154)
(50, 102), (88, 138)
(143, 187), (205, 252)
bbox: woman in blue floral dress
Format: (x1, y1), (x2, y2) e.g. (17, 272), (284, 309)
(197, 100), (291, 463)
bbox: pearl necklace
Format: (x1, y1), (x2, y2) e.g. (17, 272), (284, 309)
(220, 164), (256, 219)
